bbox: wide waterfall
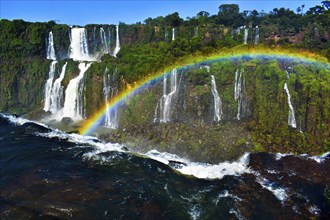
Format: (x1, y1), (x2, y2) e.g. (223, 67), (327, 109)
(234, 69), (244, 120)
(284, 83), (297, 128)
(255, 26), (260, 45)
(43, 61), (57, 112)
(113, 25), (121, 57)
(244, 27), (248, 44)
(211, 75), (222, 122)
(69, 28), (93, 61)
(46, 31), (56, 60)
(159, 69), (178, 123)
(49, 62), (68, 114)
(103, 67), (118, 128)
(62, 62), (91, 120)
(100, 27), (110, 54)
(172, 28), (176, 41)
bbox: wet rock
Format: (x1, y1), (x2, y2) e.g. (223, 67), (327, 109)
(61, 117), (73, 125)
(168, 160), (187, 169)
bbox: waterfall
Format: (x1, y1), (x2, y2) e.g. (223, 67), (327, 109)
(159, 68), (178, 123)
(234, 69), (243, 120)
(62, 62), (91, 120)
(165, 29), (169, 41)
(153, 102), (159, 123)
(172, 28), (175, 41)
(43, 61), (57, 112)
(211, 75), (222, 122)
(46, 31), (56, 60)
(194, 26), (199, 37)
(113, 25), (121, 57)
(244, 27), (248, 44)
(200, 65), (210, 73)
(49, 62), (67, 114)
(284, 83), (297, 128)
(234, 69), (240, 101)
(69, 28), (92, 61)
(100, 27), (110, 54)
(254, 26), (259, 45)
(103, 67), (118, 128)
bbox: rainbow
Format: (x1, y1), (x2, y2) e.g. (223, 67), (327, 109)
(80, 48), (330, 135)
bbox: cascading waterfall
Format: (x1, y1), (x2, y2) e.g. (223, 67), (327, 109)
(46, 31), (56, 60)
(69, 28), (92, 61)
(172, 28), (175, 41)
(165, 29), (169, 41)
(211, 75), (222, 122)
(234, 69), (240, 101)
(43, 61), (58, 112)
(194, 26), (199, 37)
(103, 67), (118, 128)
(62, 62), (92, 120)
(234, 69), (244, 120)
(200, 65), (210, 73)
(153, 102), (159, 123)
(159, 68), (178, 123)
(113, 25), (121, 57)
(244, 27), (248, 44)
(49, 62), (67, 114)
(255, 26), (259, 45)
(284, 83), (297, 128)
(100, 27), (110, 54)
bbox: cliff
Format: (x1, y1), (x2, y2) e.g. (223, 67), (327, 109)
(0, 5), (329, 161)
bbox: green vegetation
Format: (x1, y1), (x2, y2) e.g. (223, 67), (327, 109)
(0, 2), (329, 160)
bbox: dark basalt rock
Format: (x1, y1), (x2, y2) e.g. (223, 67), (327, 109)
(168, 160), (187, 169)
(61, 117), (73, 125)
(20, 122), (52, 133)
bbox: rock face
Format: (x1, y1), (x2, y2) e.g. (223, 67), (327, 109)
(97, 60), (330, 162)
(61, 117), (73, 125)
(0, 19), (329, 161)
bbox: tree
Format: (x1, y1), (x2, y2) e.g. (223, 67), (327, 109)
(218, 4), (239, 15)
(197, 11), (210, 18)
(217, 4), (244, 28)
(321, 1), (330, 9)
(306, 5), (325, 15)
(297, 7), (302, 14)
(301, 4), (305, 14)
(165, 12), (183, 27)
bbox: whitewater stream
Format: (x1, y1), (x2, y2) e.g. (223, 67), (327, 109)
(1, 113), (329, 219)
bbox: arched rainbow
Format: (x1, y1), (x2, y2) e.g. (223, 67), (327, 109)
(80, 49), (329, 135)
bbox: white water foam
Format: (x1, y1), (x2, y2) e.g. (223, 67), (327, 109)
(145, 150), (251, 179)
(256, 176), (288, 203)
(188, 205), (201, 220)
(308, 205), (321, 215)
(275, 152), (329, 163)
(229, 208), (245, 220)
(214, 190), (243, 205)
(1, 113), (39, 126)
